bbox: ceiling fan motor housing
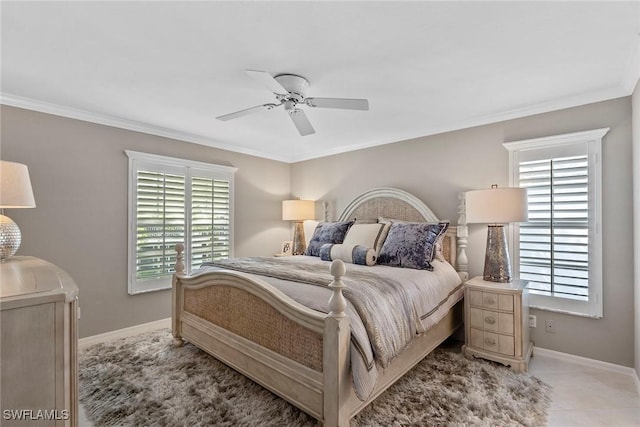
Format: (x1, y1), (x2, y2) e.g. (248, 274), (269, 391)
(274, 74), (309, 102)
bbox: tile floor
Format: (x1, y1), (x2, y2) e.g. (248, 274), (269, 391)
(78, 336), (640, 426)
(528, 352), (640, 426)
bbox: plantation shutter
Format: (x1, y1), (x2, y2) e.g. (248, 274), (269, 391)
(505, 129), (605, 318)
(518, 155), (589, 300)
(127, 151), (236, 294)
(190, 175), (231, 271)
(135, 170), (185, 280)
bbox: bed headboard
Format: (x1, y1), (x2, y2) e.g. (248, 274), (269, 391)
(333, 187), (468, 278)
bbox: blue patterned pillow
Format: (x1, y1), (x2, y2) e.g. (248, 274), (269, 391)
(304, 220), (355, 257)
(377, 222), (449, 270)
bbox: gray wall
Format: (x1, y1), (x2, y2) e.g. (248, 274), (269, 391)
(292, 97), (635, 367)
(1, 105), (291, 338)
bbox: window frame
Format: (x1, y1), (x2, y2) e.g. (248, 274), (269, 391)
(503, 128), (608, 318)
(126, 150), (237, 295)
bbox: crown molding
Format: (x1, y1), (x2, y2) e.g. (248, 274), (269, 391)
(0, 93), (292, 163)
(620, 18), (640, 93)
(0, 83), (631, 164)
(289, 85), (629, 163)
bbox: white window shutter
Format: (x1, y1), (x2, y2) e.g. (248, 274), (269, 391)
(135, 170), (185, 280)
(126, 151), (237, 294)
(504, 128), (607, 318)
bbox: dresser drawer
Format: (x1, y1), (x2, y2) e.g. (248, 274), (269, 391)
(469, 328), (515, 356)
(469, 307), (514, 334)
(468, 290), (514, 312)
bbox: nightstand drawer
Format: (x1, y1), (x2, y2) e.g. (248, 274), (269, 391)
(469, 290), (513, 312)
(470, 328), (515, 356)
(468, 290), (514, 312)
(498, 294), (514, 312)
(469, 307), (514, 334)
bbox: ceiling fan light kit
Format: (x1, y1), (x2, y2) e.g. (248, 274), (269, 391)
(217, 70), (369, 136)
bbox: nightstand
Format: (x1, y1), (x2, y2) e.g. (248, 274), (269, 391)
(462, 276), (533, 372)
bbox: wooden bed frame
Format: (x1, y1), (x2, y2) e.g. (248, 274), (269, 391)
(172, 187), (469, 426)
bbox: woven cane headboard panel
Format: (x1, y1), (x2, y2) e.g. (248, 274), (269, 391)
(337, 187), (440, 223)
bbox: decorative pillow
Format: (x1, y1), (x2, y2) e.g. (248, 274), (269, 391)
(342, 223), (385, 254)
(303, 220), (320, 247)
(377, 221), (449, 270)
(319, 243), (377, 266)
(304, 220), (355, 257)
(378, 217), (449, 262)
(352, 218), (378, 224)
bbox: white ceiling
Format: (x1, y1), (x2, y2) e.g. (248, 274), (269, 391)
(2, 1), (639, 163)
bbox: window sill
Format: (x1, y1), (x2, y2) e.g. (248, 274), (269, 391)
(529, 304), (602, 319)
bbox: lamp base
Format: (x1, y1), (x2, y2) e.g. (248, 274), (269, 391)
(483, 224), (512, 283)
(292, 221), (307, 255)
(0, 214), (22, 261)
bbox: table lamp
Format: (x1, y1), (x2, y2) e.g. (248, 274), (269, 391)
(282, 199), (315, 255)
(0, 161), (36, 261)
(465, 185), (528, 283)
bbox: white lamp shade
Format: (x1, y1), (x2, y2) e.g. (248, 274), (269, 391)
(465, 187), (527, 224)
(0, 161), (36, 208)
(282, 199), (315, 221)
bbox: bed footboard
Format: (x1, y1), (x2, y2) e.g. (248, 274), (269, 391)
(171, 244), (351, 426)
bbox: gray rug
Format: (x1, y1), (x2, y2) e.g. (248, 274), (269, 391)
(79, 329), (550, 426)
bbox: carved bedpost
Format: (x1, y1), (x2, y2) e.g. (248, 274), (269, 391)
(328, 260), (347, 317)
(322, 201), (329, 222)
(172, 243), (185, 347)
(323, 260), (350, 427)
(175, 243), (185, 276)
(456, 192), (469, 280)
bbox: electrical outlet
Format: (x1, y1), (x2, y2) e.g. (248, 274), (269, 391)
(545, 320), (555, 333)
(529, 315), (536, 328)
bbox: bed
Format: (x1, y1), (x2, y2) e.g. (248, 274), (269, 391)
(172, 187), (469, 426)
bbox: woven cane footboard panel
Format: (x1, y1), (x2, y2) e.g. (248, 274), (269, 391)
(183, 285), (323, 372)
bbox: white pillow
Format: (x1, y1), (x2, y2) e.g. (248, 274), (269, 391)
(342, 223), (385, 254)
(303, 220), (320, 246)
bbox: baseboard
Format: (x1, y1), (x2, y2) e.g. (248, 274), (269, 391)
(79, 318), (171, 348)
(534, 346), (640, 394)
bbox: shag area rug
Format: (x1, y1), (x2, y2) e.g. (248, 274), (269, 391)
(79, 329), (550, 426)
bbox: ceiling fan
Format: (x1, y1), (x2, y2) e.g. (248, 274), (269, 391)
(216, 70), (369, 136)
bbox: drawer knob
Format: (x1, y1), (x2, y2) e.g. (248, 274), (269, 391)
(484, 316), (496, 325)
(484, 337), (496, 346)
(484, 297), (496, 305)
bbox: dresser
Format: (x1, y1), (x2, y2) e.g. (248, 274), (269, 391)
(0, 257), (79, 427)
(462, 276), (532, 372)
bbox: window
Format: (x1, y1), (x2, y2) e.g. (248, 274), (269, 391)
(504, 128), (608, 318)
(127, 151), (236, 294)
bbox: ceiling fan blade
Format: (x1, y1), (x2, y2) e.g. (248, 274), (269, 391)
(216, 103), (277, 121)
(305, 97), (369, 111)
(288, 109), (315, 136)
(245, 69), (289, 95)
